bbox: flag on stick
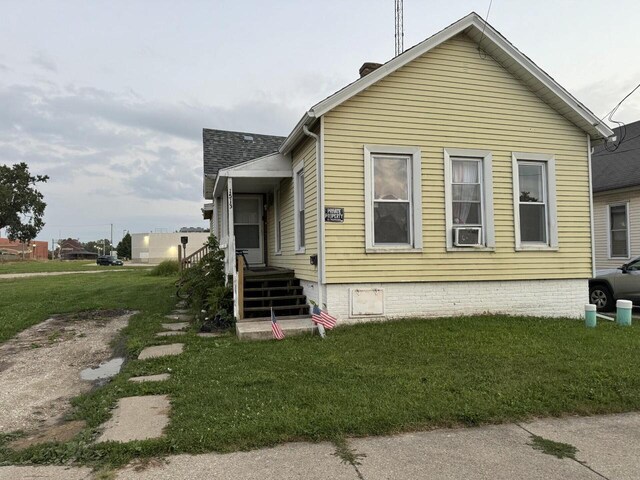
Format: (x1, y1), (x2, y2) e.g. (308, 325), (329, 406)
(271, 308), (285, 340)
(312, 305), (337, 330)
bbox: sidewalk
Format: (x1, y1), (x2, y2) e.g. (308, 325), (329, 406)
(1, 413), (638, 479)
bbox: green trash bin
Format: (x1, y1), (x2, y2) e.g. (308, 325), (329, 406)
(585, 304), (597, 328)
(616, 299), (632, 326)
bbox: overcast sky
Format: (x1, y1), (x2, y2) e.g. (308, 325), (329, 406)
(1, 0), (639, 244)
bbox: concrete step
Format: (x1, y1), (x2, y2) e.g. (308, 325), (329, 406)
(237, 314), (311, 323)
(244, 285), (303, 293)
(236, 317), (316, 341)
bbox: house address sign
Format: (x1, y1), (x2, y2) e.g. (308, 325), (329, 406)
(325, 207), (344, 223)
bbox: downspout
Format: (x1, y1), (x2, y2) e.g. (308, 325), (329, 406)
(302, 124), (324, 310)
(587, 134), (596, 277)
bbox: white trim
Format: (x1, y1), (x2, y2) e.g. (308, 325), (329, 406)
(293, 161), (305, 254)
(319, 116), (327, 287)
(212, 197), (219, 239)
(607, 201), (631, 260)
(443, 148), (495, 251)
(512, 152), (558, 251)
(273, 186), (282, 255)
(364, 145), (422, 252)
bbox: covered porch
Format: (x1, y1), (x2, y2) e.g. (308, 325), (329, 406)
(208, 152), (309, 322)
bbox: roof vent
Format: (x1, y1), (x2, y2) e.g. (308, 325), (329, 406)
(243, 135), (254, 141)
(359, 62), (383, 78)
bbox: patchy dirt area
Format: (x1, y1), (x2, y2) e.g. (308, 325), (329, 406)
(0, 309), (135, 434)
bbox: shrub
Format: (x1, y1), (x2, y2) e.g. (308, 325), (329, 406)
(149, 260), (179, 276)
(179, 235), (234, 330)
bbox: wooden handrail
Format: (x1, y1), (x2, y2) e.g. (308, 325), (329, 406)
(180, 243), (210, 271)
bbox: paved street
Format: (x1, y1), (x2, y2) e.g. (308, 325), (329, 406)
(1, 412), (638, 479)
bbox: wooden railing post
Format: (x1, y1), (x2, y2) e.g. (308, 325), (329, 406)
(237, 254), (244, 320)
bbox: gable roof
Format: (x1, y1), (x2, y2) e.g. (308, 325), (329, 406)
(203, 128), (286, 177)
(280, 12), (613, 153)
(592, 120), (640, 193)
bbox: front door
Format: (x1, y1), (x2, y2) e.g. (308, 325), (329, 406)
(234, 195), (264, 266)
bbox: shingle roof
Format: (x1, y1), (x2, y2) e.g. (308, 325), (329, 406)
(203, 129), (286, 177)
(592, 120), (640, 193)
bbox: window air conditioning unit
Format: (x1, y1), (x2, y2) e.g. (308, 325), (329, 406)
(454, 227), (482, 247)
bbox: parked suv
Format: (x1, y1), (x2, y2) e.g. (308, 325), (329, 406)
(97, 255), (123, 266)
(589, 257), (640, 311)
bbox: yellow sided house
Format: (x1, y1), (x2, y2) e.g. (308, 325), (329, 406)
(201, 13), (613, 334)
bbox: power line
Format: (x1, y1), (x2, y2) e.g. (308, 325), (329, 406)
(477, 0), (494, 59)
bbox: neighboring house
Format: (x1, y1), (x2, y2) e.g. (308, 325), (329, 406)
(592, 120), (640, 270)
(58, 239), (98, 260)
(131, 232), (210, 264)
(0, 238), (48, 260)
(201, 12), (613, 323)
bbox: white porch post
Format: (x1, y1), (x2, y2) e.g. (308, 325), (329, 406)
(228, 178), (239, 319)
(212, 197), (219, 239)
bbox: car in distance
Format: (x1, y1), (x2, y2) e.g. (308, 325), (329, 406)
(97, 255), (124, 266)
(589, 257), (640, 311)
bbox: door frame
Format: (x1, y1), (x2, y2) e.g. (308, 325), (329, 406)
(233, 194), (265, 267)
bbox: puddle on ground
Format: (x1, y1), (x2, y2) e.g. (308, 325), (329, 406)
(80, 357), (124, 381)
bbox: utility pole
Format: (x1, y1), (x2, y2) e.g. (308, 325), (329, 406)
(110, 223), (113, 254)
(395, 0), (404, 56)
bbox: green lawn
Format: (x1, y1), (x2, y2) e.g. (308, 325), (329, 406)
(0, 270), (173, 344)
(0, 260), (144, 274)
(1, 272), (640, 470)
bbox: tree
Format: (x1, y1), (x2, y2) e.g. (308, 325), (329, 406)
(0, 163), (49, 243)
(116, 232), (131, 259)
(83, 239), (113, 254)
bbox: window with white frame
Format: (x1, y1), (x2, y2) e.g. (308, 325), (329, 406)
(294, 164), (305, 252)
(512, 152), (558, 250)
(444, 149), (494, 249)
(609, 203), (629, 258)
(274, 187), (282, 254)
(364, 145), (422, 251)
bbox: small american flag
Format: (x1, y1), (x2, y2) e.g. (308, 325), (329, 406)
(312, 305), (337, 330)
(271, 308), (285, 340)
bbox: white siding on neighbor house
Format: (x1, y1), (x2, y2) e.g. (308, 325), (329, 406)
(593, 188), (640, 270)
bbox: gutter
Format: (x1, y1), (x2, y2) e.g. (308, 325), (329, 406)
(302, 124), (325, 311)
(587, 134), (596, 277)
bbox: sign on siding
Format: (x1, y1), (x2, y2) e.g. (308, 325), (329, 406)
(325, 207), (344, 223)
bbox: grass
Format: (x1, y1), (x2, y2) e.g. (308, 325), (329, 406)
(0, 270), (174, 344)
(0, 260), (143, 274)
(1, 272), (640, 469)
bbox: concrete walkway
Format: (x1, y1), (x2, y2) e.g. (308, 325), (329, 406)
(2, 413), (638, 479)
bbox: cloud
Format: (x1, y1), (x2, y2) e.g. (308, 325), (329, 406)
(0, 79), (305, 241)
(31, 51), (58, 73)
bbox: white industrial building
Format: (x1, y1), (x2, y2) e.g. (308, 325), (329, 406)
(131, 232), (210, 264)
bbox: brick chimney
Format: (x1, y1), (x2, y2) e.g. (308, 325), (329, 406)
(359, 62), (383, 78)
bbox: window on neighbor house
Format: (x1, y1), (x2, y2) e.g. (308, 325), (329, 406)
(364, 145), (422, 251)
(274, 187), (282, 254)
(513, 152), (558, 250)
(444, 149), (494, 249)
(294, 165), (305, 252)
(609, 204), (629, 258)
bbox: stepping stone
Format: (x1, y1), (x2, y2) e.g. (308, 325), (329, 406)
(175, 301), (187, 308)
(95, 395), (170, 443)
(129, 373), (170, 383)
(161, 322), (189, 331)
(156, 331), (185, 337)
(172, 309), (190, 315)
(165, 314), (191, 322)
(138, 343), (184, 360)
(197, 332), (224, 338)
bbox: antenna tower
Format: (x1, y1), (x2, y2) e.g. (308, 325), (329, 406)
(394, 0), (404, 56)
